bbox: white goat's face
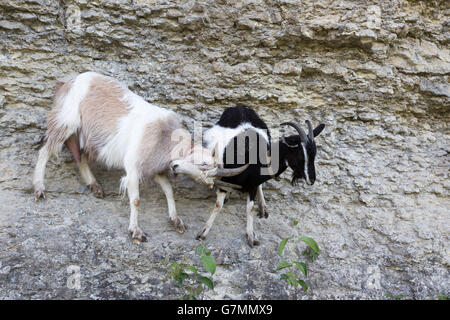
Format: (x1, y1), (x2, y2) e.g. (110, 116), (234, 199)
(170, 145), (217, 187)
(183, 145), (216, 169)
(170, 145), (248, 188)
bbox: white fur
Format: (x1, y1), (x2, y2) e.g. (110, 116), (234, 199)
(246, 195), (256, 244)
(33, 145), (50, 190)
(56, 72), (97, 139)
(204, 123), (269, 163)
(97, 87), (176, 170)
(301, 142), (311, 185)
(154, 174), (177, 220)
(197, 190), (227, 239)
(34, 72), (195, 242)
(125, 168), (141, 237)
(257, 184), (266, 213)
(78, 154), (96, 185)
(56, 72), (176, 171)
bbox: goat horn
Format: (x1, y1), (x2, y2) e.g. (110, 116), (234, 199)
(213, 179), (242, 190)
(206, 163), (249, 177)
(305, 120), (314, 141)
(281, 121), (308, 142)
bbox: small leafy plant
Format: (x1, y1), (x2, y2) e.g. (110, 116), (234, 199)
(385, 293), (404, 300)
(164, 245), (217, 300)
(276, 232), (320, 299)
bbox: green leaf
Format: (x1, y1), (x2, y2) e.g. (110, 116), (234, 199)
(280, 273), (289, 280)
(293, 261), (308, 277)
(293, 220), (299, 227)
(184, 289), (197, 300)
(195, 285), (203, 297)
(278, 237), (290, 256)
(286, 271), (296, 286)
(197, 245), (206, 256)
(175, 272), (189, 286)
(299, 236), (319, 254)
(201, 255), (216, 275)
(198, 276), (214, 290)
(187, 266), (198, 274)
(298, 279), (309, 292)
(277, 259), (292, 270)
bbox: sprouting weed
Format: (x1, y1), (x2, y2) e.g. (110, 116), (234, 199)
(277, 235), (319, 299)
(164, 245), (216, 300)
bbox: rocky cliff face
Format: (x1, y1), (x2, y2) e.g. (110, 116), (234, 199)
(0, 0), (449, 299)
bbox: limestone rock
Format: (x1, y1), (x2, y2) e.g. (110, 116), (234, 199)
(0, 0), (449, 300)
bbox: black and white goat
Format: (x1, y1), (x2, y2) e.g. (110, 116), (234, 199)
(176, 104), (325, 247)
(33, 72), (246, 243)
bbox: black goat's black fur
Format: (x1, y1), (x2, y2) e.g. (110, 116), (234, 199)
(215, 105), (324, 202)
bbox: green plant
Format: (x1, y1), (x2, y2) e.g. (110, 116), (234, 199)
(164, 245), (216, 300)
(385, 293), (404, 300)
(276, 235), (320, 299)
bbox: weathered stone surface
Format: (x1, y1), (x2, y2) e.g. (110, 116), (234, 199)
(0, 0), (449, 299)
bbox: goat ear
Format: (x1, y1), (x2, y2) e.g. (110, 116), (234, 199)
(313, 124), (325, 137)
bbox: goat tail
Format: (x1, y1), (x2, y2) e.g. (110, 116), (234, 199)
(119, 176), (128, 198)
(119, 170), (143, 199)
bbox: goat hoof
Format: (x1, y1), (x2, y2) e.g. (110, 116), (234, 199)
(171, 218), (185, 234)
(89, 183), (104, 199)
(247, 233), (260, 247)
(34, 188), (46, 202)
(258, 206), (268, 219)
(196, 229), (207, 241)
(130, 228), (147, 244)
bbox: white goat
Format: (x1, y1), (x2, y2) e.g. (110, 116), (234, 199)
(33, 72), (245, 243)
